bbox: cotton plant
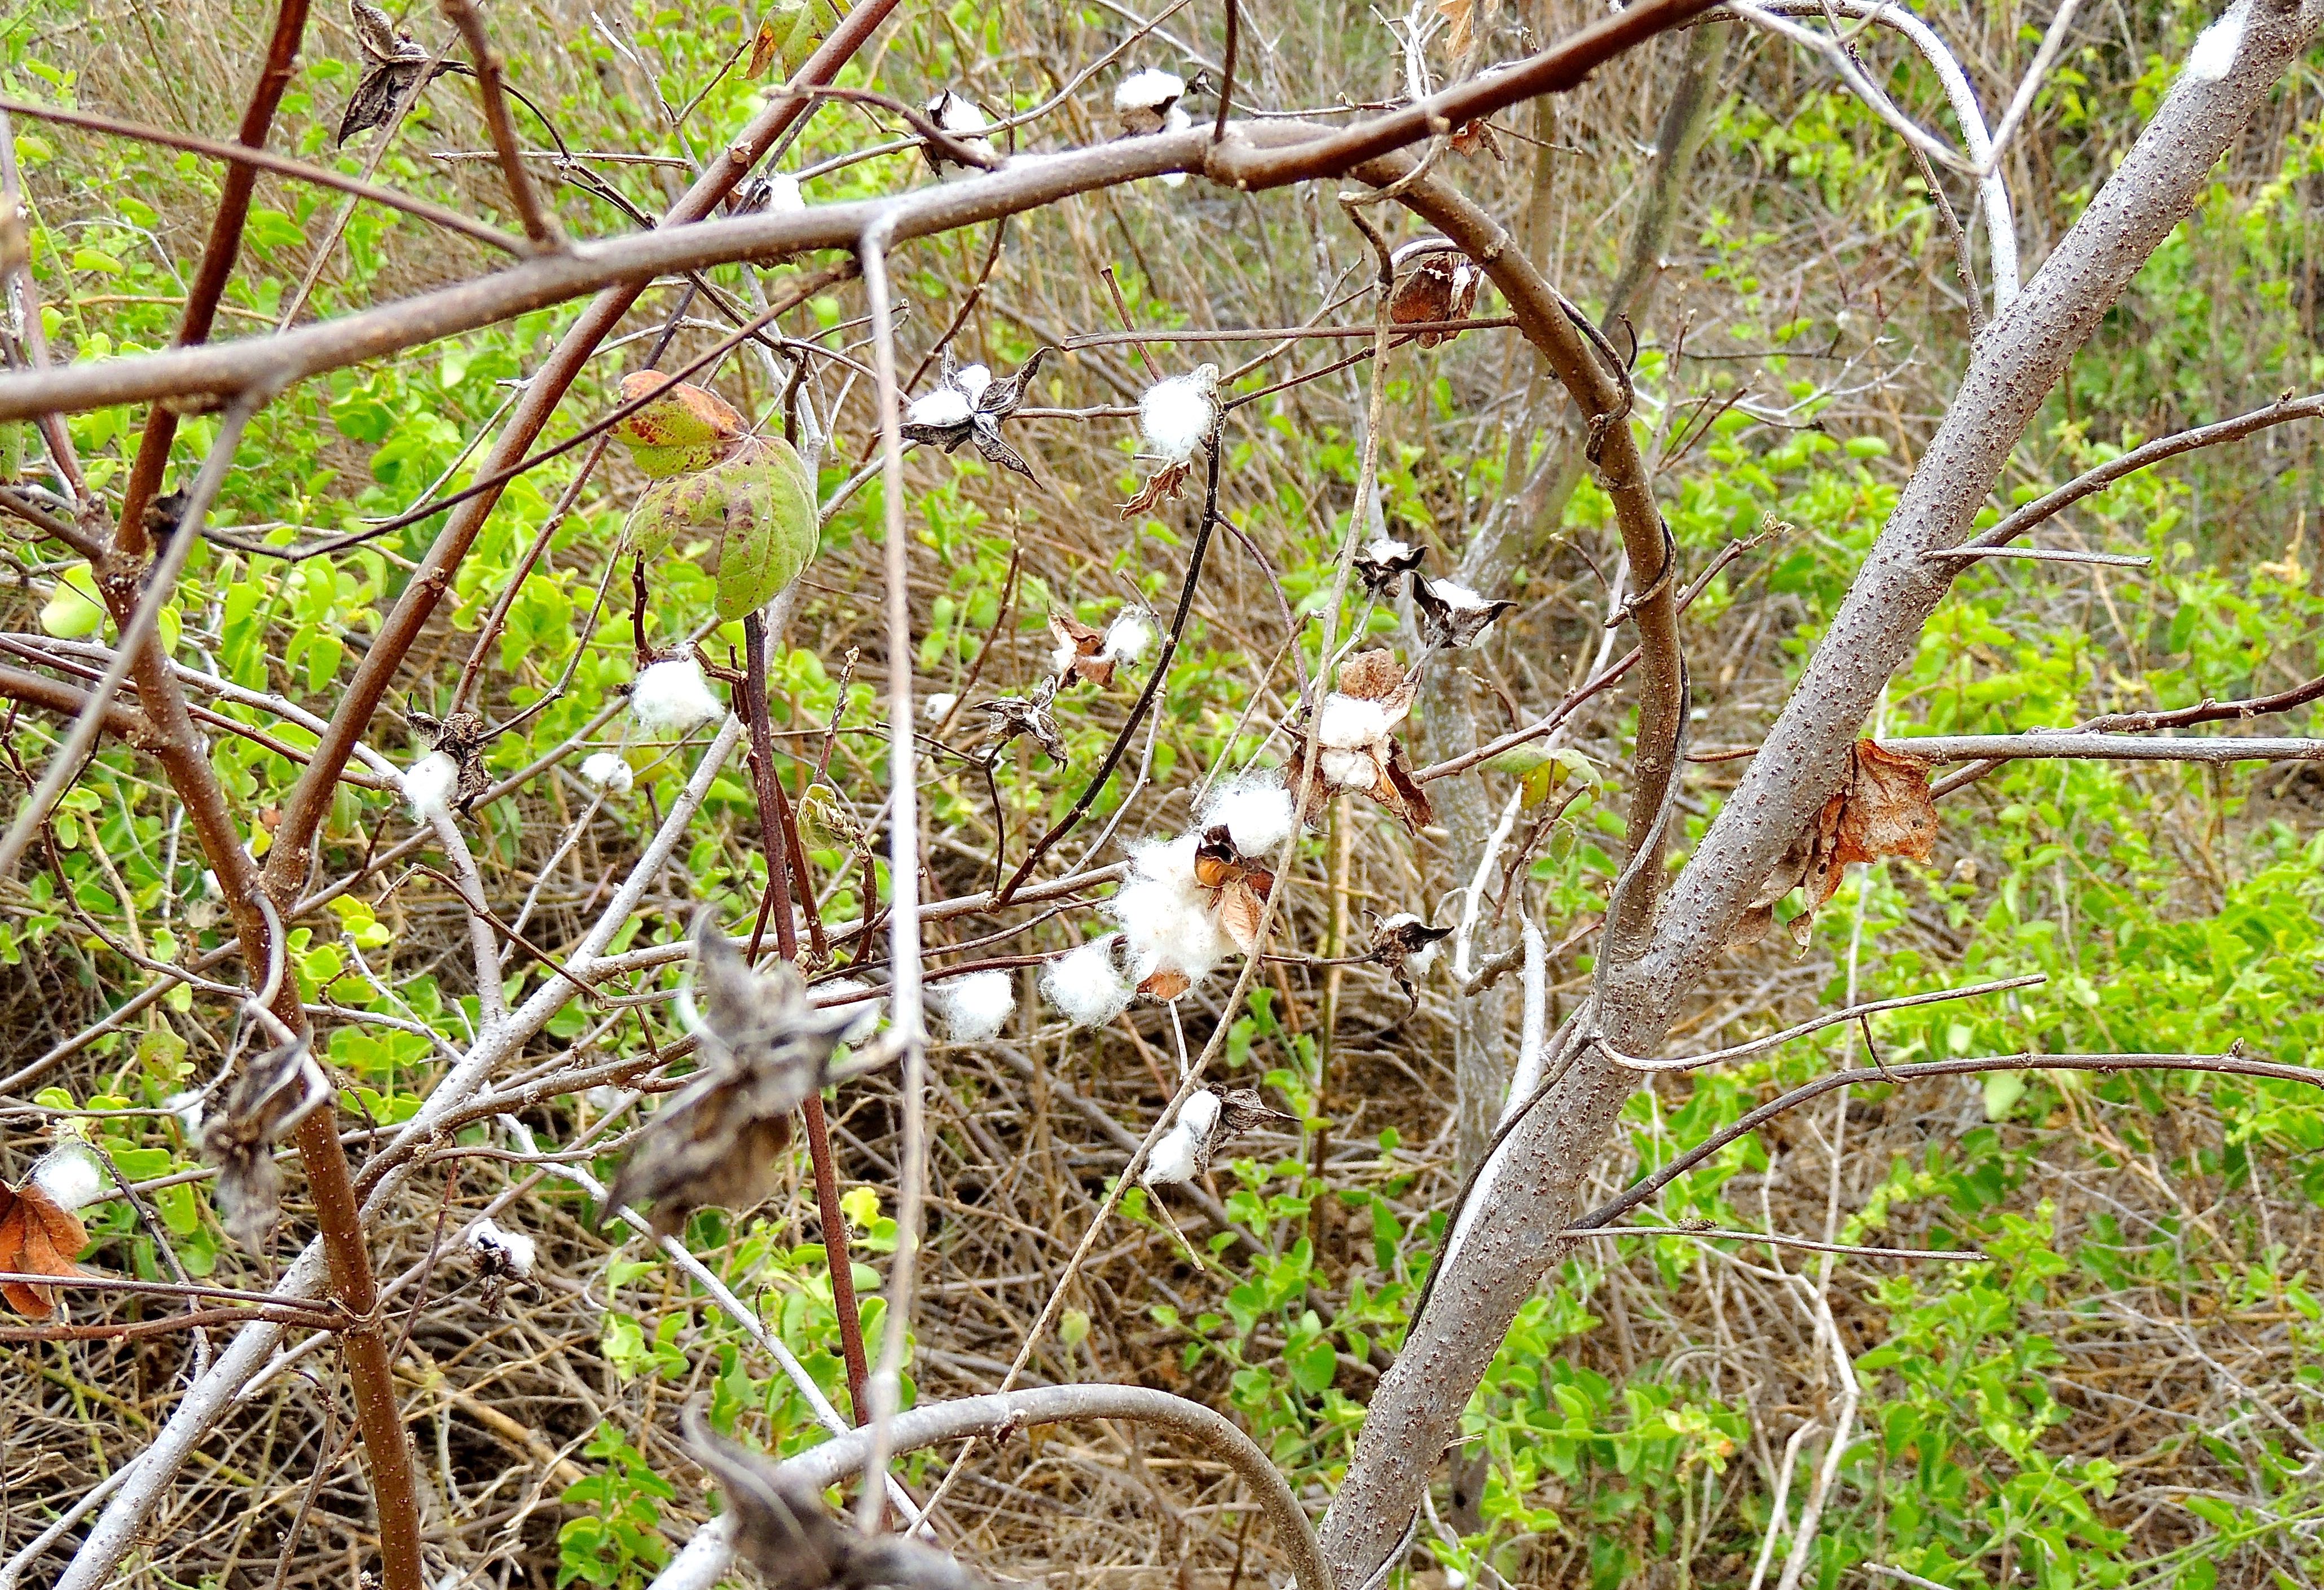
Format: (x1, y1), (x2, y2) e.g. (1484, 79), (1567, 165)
(1047, 602), (1160, 689)
(1287, 647), (1434, 832)
(1120, 363), (1220, 516)
(931, 968), (1016, 1043)
(1113, 67), (1192, 184)
(901, 347), (1047, 481)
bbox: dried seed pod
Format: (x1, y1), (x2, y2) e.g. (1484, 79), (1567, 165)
(1212, 1085), (1293, 1144)
(604, 918), (859, 1237)
(202, 1037), (330, 1253)
(1047, 611), (1113, 689)
(407, 707), (491, 812)
(1411, 575), (1517, 650)
(976, 677), (1069, 765)
(339, 0), (464, 146)
(1370, 913), (1454, 1009)
(1353, 535), (1428, 596)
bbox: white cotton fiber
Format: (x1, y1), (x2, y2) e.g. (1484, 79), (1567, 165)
(954, 364), (992, 403)
(1139, 366), (1220, 463)
(1141, 1088), (1221, 1188)
(923, 692), (959, 723)
(1042, 935), (1135, 1028)
(1316, 693), (1393, 752)
(31, 1142), (108, 1212)
(632, 658), (726, 735)
(2187, 2), (2246, 81)
(1111, 836), (1231, 990)
(1200, 777), (1296, 857)
(907, 386), (974, 429)
(1103, 608), (1156, 665)
(403, 750), (460, 822)
(1115, 67), (1185, 114)
(764, 173), (804, 212)
(1159, 105), (1191, 185)
(1319, 748), (1375, 791)
(816, 978), (886, 1045)
(934, 968), (1015, 1043)
(579, 752), (633, 794)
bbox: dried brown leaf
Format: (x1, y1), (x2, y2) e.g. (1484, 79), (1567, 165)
(0, 1181), (88, 1319)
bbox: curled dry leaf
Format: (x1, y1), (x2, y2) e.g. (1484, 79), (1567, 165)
(1448, 116), (1502, 159)
(683, 1403), (989, 1590)
(1193, 823), (1278, 954)
(606, 917), (857, 1237)
(1117, 456), (1192, 518)
(1047, 610), (1114, 689)
(0, 1178), (89, 1319)
(610, 372), (748, 478)
(1436, 0), (1478, 57)
(1732, 738), (1940, 949)
(1389, 257), (1481, 347)
(203, 1037), (331, 1253)
(627, 436), (820, 621)
(338, 0), (465, 146)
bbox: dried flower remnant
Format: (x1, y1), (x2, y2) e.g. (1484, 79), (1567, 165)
(1354, 535), (1428, 596)
(1733, 738), (1940, 949)
(203, 1036), (331, 1253)
(1041, 935), (1135, 1028)
(1412, 576), (1516, 649)
(338, 0), (463, 146)
(464, 1216), (539, 1314)
(1371, 912), (1452, 1008)
(606, 919), (857, 1237)
(1121, 363), (1220, 516)
(922, 89), (997, 178)
(407, 708), (489, 813)
(1288, 648), (1434, 832)
(977, 677), (1069, 765)
(631, 657), (728, 737)
(684, 1404), (988, 1590)
(903, 347), (1047, 481)
(1389, 256), (1482, 346)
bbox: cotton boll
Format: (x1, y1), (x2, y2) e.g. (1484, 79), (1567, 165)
(1317, 693), (1393, 752)
(166, 1090), (205, 1137)
(32, 1142), (108, 1212)
(2187, 2), (2246, 80)
(1380, 913), (1442, 978)
(579, 752), (633, 795)
(1158, 105), (1191, 186)
(1141, 1089), (1220, 1188)
(1102, 608), (1156, 665)
(1111, 875), (1229, 990)
(816, 978), (886, 1045)
(907, 386), (975, 429)
(1042, 935), (1135, 1028)
(403, 750), (460, 822)
(954, 364), (992, 404)
(1115, 67), (1185, 117)
(1200, 777), (1296, 857)
(464, 1216), (538, 1278)
(923, 692), (959, 723)
(1138, 365), (1220, 464)
(632, 658), (726, 735)
(1318, 748), (1376, 791)
(764, 173), (804, 212)
(934, 969), (1015, 1043)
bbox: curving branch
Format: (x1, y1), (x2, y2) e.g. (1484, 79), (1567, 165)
(646, 1384), (1332, 1590)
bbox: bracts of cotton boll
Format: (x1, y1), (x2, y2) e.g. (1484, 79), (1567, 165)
(631, 657), (727, 737)
(1110, 834), (1234, 999)
(1041, 935), (1135, 1028)
(978, 677), (1069, 765)
(2187, 1), (2247, 81)
(1103, 606), (1157, 667)
(579, 751), (633, 795)
(1120, 364), (1221, 517)
(902, 347), (1047, 481)
(1114, 67), (1185, 135)
(464, 1216), (539, 1314)
(1354, 535), (1428, 596)
(1049, 610), (1113, 688)
(932, 968), (1016, 1043)
(1286, 648), (1434, 833)
(402, 749), (461, 824)
(1141, 1086), (1222, 1188)
(1413, 575), (1518, 650)
(407, 707), (490, 811)
(922, 89), (997, 178)
(1371, 912), (1454, 1010)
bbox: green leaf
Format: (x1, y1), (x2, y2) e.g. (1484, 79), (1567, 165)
(629, 437), (819, 619)
(1982, 1069), (2028, 1121)
(1290, 1335), (1337, 1394)
(609, 373), (745, 477)
(41, 565), (105, 638)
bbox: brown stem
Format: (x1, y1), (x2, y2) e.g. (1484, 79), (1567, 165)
(113, 0), (312, 561)
(803, 1094), (872, 1421)
(437, 0), (564, 251)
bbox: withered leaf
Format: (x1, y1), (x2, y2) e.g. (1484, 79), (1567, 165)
(1436, 0), (1477, 57)
(1448, 116), (1502, 160)
(338, 1), (461, 146)
(203, 1037), (330, 1253)
(1389, 257), (1480, 347)
(747, 15), (783, 77)
(1733, 738), (1939, 950)
(0, 1179), (89, 1319)
(1118, 457), (1192, 518)
(606, 918), (856, 1237)
(684, 1403), (989, 1590)
(1047, 611), (1113, 689)
(612, 373), (749, 478)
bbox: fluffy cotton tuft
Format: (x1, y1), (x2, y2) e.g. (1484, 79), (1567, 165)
(32, 1142), (108, 1212)
(1139, 366), (1220, 463)
(403, 750), (460, 822)
(923, 692), (959, 723)
(1317, 694), (1394, 752)
(579, 752), (633, 794)
(1141, 1089), (1221, 1187)
(1380, 912), (1442, 977)
(934, 969), (1016, 1043)
(1110, 835), (1230, 990)
(816, 978), (886, 1045)
(465, 1216), (537, 1277)
(908, 386), (974, 429)
(1366, 535), (1417, 564)
(954, 364), (992, 403)
(1115, 67), (1185, 113)
(1159, 105), (1192, 184)
(1103, 608), (1156, 665)
(2187, 3), (2246, 80)
(1200, 777), (1296, 857)
(1042, 936), (1135, 1028)
(632, 658), (726, 735)
(764, 173), (805, 212)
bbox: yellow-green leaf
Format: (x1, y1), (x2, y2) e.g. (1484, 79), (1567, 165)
(627, 437), (818, 619)
(609, 372), (745, 478)
(41, 564), (105, 638)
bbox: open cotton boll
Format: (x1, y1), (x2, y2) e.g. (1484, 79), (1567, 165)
(32, 1142), (109, 1212)
(923, 692), (959, 723)
(1317, 693), (1394, 752)
(1042, 935), (1134, 1028)
(764, 173), (804, 212)
(1115, 67), (1185, 115)
(1138, 366), (1220, 464)
(632, 658), (726, 735)
(1141, 1088), (1220, 1188)
(579, 752), (633, 794)
(907, 386), (975, 429)
(403, 750), (461, 822)
(816, 978), (886, 1045)
(1111, 875), (1230, 990)
(1379, 912), (1442, 977)
(1200, 777), (1296, 857)
(954, 364), (992, 403)
(1102, 608), (1156, 665)
(2187, 2), (2246, 80)
(464, 1216), (538, 1278)
(935, 969), (1015, 1043)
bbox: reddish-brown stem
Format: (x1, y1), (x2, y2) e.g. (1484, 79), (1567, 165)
(113, 0), (312, 560)
(437, 0), (564, 251)
(804, 1094), (872, 1421)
